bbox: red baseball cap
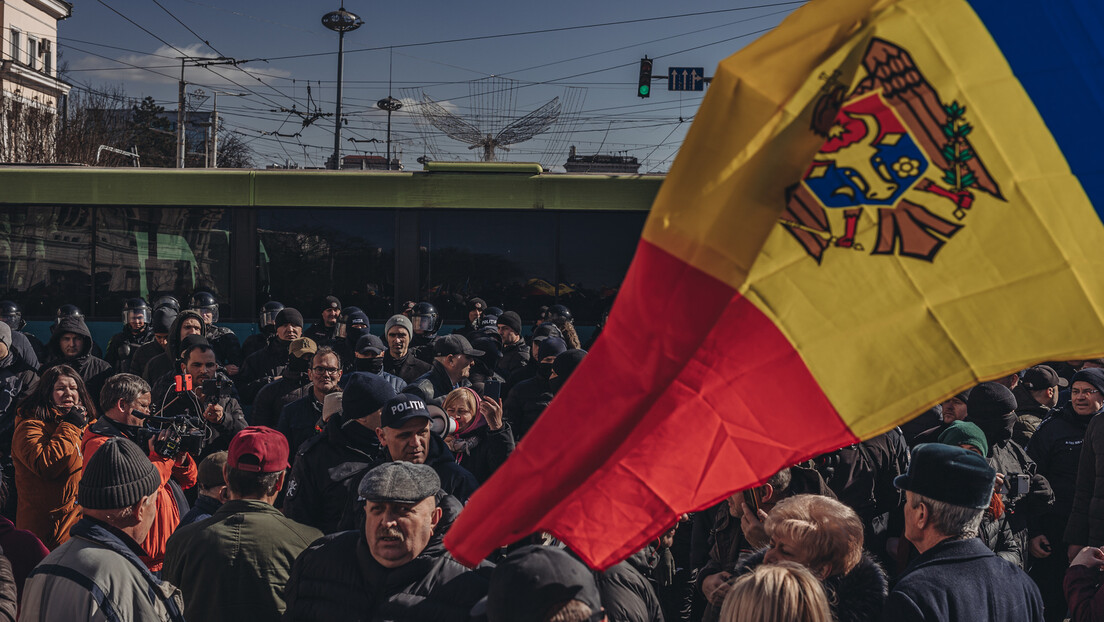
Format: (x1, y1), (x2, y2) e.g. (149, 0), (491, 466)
(228, 426), (290, 473)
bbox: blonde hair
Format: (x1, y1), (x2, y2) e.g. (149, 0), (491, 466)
(719, 562), (832, 622)
(765, 494), (864, 577)
(443, 387), (478, 415)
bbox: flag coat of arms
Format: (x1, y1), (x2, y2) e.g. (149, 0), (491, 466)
(447, 0), (1104, 569)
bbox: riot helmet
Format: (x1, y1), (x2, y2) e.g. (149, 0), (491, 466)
(189, 291), (219, 324)
(55, 304), (84, 325)
(153, 295), (181, 312)
(0, 301), (24, 331)
(122, 297), (151, 329)
(260, 301), (285, 327)
(411, 302), (440, 335)
(334, 306), (363, 340)
(547, 304), (573, 325)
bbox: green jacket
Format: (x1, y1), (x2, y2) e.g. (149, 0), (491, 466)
(163, 499), (322, 622)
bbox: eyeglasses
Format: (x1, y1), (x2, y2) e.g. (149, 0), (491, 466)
(1072, 388), (1100, 396)
(311, 366), (341, 376)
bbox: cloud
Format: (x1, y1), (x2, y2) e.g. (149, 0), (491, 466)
(64, 43), (292, 88)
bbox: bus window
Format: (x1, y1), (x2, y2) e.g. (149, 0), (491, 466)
(0, 206), (93, 315)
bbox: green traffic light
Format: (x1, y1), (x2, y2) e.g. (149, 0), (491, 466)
(639, 84), (650, 97)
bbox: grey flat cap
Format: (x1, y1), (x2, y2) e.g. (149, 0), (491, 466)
(358, 461), (440, 504)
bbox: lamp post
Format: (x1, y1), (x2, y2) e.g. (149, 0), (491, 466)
(376, 96), (402, 170)
(322, 6), (363, 170)
(208, 91), (248, 168)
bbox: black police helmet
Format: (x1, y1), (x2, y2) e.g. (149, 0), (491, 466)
(0, 301), (24, 330)
(56, 304), (84, 322)
(153, 295), (181, 312)
(190, 291), (218, 309)
(411, 301), (440, 334)
(260, 301), (285, 326)
(547, 304), (573, 324)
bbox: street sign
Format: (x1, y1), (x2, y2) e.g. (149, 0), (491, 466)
(668, 67), (705, 92)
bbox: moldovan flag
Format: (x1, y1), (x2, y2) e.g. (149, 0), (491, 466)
(446, 0), (1104, 569)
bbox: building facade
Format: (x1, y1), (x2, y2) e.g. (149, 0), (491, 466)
(1, 0), (71, 162)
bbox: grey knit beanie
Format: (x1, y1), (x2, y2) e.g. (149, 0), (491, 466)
(78, 437), (161, 510)
(385, 314), (413, 337)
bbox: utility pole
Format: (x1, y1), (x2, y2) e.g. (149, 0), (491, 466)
(322, 7), (364, 170)
(177, 58), (186, 168)
(209, 91), (248, 168)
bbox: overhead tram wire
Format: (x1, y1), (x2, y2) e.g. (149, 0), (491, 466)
(257, 2), (806, 62)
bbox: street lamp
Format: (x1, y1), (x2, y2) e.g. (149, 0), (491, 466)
(209, 91), (248, 168)
(376, 96), (402, 170)
(322, 6), (363, 170)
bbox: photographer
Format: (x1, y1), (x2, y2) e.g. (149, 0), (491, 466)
(159, 336), (246, 459)
(82, 373), (197, 572)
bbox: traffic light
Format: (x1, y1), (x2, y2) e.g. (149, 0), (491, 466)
(638, 58), (653, 98)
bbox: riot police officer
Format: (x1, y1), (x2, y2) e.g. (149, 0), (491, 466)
(0, 301), (43, 367)
(189, 291), (242, 375)
(105, 298), (155, 373)
(242, 301), (285, 359)
(410, 301), (441, 363)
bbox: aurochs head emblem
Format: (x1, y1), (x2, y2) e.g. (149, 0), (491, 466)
(781, 38), (1004, 263)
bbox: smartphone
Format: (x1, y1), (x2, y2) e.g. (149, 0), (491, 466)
(485, 380), (502, 400)
(742, 487), (763, 514)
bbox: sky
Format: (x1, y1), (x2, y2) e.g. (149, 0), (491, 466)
(55, 0), (805, 170)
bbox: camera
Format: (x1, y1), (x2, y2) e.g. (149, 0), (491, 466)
(1002, 473), (1030, 497)
(201, 377), (232, 403)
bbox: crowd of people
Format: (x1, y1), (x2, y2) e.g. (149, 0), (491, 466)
(0, 293), (1103, 620)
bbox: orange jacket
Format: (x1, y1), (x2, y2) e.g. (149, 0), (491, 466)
(81, 424), (198, 571)
(11, 412), (84, 550)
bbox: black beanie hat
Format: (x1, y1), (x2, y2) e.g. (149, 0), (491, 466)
(966, 381), (1017, 420)
(1072, 368), (1104, 395)
(497, 311), (523, 334)
(275, 308), (304, 328)
(78, 437), (161, 510)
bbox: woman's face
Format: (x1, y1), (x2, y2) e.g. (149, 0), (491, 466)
(446, 400), (475, 427)
(52, 376), (80, 411)
(763, 531), (824, 576)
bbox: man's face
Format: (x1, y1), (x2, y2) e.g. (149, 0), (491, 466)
(198, 309), (215, 325)
(322, 307), (341, 327)
(498, 325), (520, 345)
(127, 311), (146, 331)
(276, 323), (301, 341)
(941, 397), (967, 423)
(903, 491), (922, 545)
(364, 496), (441, 568)
(378, 418), (431, 464)
(60, 332), (83, 357)
(443, 354), (473, 379)
(184, 349), (218, 383)
(310, 353), (342, 393)
(181, 318), (203, 339)
(468, 308), (482, 325)
(154, 333), (169, 348)
(387, 327), (409, 358)
(1072, 381), (1104, 416)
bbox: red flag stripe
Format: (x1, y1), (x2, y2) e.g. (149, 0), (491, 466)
(446, 240), (859, 568)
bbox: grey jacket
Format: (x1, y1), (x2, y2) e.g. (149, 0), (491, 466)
(20, 518), (185, 622)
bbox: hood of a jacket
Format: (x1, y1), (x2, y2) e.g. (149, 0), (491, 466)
(167, 310), (208, 358)
(48, 315), (94, 360)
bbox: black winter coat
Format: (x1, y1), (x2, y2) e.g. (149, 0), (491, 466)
(404, 361), (469, 407)
(1028, 404), (1094, 538)
(883, 537), (1042, 621)
(450, 422), (515, 484)
(143, 310), (209, 385)
(0, 353), (37, 454)
(977, 510), (1022, 567)
(282, 532), (492, 622)
(41, 316), (113, 406)
(496, 340), (530, 380)
(737, 548), (887, 622)
(8, 331), (39, 372)
(305, 322), (337, 348)
(205, 325), (242, 367)
(383, 351), (432, 385)
(279, 392), (325, 455)
(595, 550), (665, 622)
(238, 338), (292, 405)
(252, 375), (310, 428)
(283, 416), (386, 534)
(1065, 409), (1104, 547)
(985, 438), (1054, 566)
(503, 375), (553, 440)
(104, 324), (154, 373)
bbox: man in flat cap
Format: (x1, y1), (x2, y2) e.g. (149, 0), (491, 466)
(884, 443), (1043, 621)
(477, 545), (606, 622)
(20, 437), (186, 621)
(283, 461), (491, 621)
